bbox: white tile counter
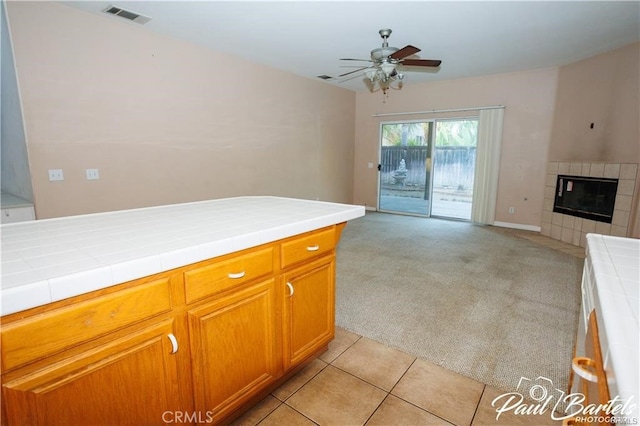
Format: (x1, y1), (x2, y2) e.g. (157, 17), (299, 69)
(582, 234), (639, 419)
(1, 196), (365, 316)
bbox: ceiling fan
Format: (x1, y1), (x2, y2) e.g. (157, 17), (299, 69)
(339, 29), (442, 98)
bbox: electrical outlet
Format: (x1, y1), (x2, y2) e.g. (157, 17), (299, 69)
(508, 207), (515, 214)
(86, 168), (100, 180)
(48, 169), (64, 181)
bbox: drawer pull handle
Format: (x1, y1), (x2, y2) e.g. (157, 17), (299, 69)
(572, 357), (598, 383)
(228, 271), (246, 279)
(286, 282), (294, 297)
(306, 245), (320, 251)
(167, 333), (178, 354)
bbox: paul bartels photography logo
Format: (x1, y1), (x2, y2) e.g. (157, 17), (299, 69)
(491, 376), (638, 424)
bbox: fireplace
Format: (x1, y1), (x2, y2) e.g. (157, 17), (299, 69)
(542, 161), (637, 247)
(553, 175), (618, 223)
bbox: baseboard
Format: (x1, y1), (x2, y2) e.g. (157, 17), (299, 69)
(493, 221), (541, 232)
(365, 206), (377, 212)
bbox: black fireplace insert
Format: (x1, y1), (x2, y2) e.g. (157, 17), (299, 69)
(553, 175), (618, 223)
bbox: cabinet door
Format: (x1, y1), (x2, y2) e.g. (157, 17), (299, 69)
(188, 278), (278, 424)
(282, 257), (335, 370)
(2, 319), (184, 426)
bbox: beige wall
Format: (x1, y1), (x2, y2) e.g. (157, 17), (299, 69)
(353, 68), (559, 228)
(6, 2), (355, 219)
(549, 43), (640, 237)
(6, 2), (637, 237)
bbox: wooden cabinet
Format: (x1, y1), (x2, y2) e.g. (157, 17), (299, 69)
(1, 275), (187, 426)
(1, 224), (346, 425)
(184, 246), (275, 304)
(282, 257), (335, 370)
(584, 310), (610, 408)
(188, 278), (279, 424)
(2, 319), (184, 425)
(280, 226), (338, 370)
(1, 277), (173, 371)
(568, 310), (612, 426)
(280, 227), (336, 269)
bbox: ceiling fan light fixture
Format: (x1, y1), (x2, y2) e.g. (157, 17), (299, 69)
(363, 63), (403, 102)
(380, 61), (396, 77)
(364, 69), (378, 81)
(338, 28), (442, 102)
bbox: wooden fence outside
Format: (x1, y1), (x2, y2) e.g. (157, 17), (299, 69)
(380, 146), (476, 190)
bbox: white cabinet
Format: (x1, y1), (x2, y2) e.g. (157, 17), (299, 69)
(2, 206), (35, 223)
(1, 193), (35, 223)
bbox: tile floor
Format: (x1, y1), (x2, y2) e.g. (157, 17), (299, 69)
(498, 227), (586, 259)
(232, 328), (561, 425)
(232, 229), (576, 425)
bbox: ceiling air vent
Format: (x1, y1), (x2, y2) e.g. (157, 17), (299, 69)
(103, 5), (151, 25)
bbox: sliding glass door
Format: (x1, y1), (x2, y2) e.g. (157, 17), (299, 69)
(430, 119), (478, 220)
(378, 118), (478, 220)
(378, 121), (432, 215)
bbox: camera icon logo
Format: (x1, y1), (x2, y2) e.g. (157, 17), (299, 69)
(516, 376), (565, 405)
(492, 375), (572, 421)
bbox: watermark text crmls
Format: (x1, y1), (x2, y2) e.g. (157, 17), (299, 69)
(162, 411), (214, 424)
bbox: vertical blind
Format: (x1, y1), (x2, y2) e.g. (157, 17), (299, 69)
(470, 108), (505, 224)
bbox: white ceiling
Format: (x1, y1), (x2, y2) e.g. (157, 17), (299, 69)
(61, 1), (640, 92)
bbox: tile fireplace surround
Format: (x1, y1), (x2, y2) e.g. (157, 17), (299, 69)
(542, 161), (638, 247)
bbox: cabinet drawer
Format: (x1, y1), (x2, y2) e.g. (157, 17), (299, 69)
(281, 227), (336, 269)
(184, 246), (275, 303)
(1, 278), (172, 371)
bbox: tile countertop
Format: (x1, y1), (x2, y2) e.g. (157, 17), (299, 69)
(584, 234), (639, 419)
(0, 196), (365, 316)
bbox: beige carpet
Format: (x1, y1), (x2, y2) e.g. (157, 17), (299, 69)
(335, 212), (583, 395)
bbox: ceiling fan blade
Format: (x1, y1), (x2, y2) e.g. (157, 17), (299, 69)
(339, 70), (370, 83)
(338, 66), (370, 78)
(340, 58), (373, 62)
(401, 59), (442, 67)
(390, 45), (421, 60)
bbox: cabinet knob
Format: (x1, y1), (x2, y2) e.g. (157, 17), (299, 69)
(227, 271), (246, 279)
(286, 282), (294, 297)
(167, 333), (178, 354)
(306, 245), (320, 252)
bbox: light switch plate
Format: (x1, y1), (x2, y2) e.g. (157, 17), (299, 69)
(48, 169), (64, 181)
(86, 169), (100, 180)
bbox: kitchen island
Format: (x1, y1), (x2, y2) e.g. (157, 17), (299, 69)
(572, 234), (639, 423)
(0, 196), (365, 425)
